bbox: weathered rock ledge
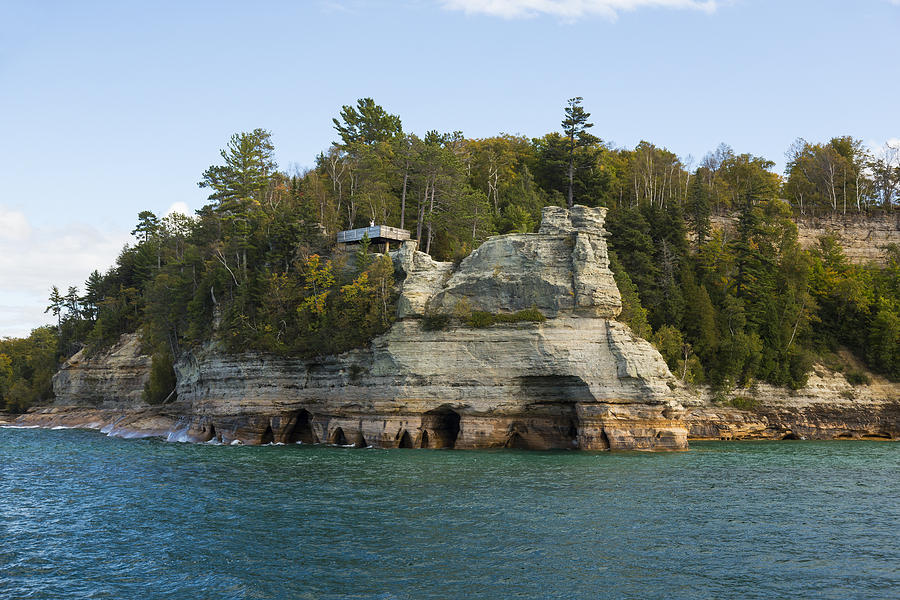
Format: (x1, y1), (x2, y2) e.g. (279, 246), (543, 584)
(685, 365), (900, 441)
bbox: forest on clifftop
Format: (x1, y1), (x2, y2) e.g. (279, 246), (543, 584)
(2, 98), (899, 412)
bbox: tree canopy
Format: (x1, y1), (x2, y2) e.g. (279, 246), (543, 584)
(3, 97), (897, 414)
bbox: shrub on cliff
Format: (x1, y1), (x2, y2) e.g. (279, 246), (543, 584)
(466, 308), (546, 328)
(144, 352), (176, 405)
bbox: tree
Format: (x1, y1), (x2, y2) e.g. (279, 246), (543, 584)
(561, 97), (595, 208)
(333, 98), (402, 147)
(871, 142), (900, 210)
(686, 173), (711, 246)
(131, 210), (159, 243)
(46, 286), (63, 333)
(199, 128), (276, 213)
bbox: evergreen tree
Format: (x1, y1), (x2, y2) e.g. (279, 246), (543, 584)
(561, 97), (596, 208)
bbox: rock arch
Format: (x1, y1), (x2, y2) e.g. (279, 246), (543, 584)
(330, 427), (348, 446)
(286, 409), (316, 444)
(397, 430), (413, 448)
(422, 408), (461, 449)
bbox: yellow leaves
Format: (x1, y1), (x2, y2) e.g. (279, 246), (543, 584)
(301, 254), (335, 293)
(299, 292), (329, 318)
(340, 272), (373, 301)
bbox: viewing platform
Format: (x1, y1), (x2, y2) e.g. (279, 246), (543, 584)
(336, 224), (411, 251)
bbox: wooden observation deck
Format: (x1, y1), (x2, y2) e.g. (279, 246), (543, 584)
(336, 225), (411, 251)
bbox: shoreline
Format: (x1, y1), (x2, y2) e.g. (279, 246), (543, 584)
(10, 404), (898, 447)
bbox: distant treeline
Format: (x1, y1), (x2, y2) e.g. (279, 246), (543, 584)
(2, 98), (898, 412)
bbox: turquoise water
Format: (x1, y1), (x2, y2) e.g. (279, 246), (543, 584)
(1, 428), (898, 599)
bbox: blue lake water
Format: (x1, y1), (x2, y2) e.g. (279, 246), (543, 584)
(1, 427), (898, 599)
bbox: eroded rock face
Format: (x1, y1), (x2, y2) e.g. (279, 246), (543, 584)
(50, 334), (151, 409)
(710, 213), (900, 265)
(429, 206), (621, 318)
(170, 315), (688, 450)
(685, 365), (900, 440)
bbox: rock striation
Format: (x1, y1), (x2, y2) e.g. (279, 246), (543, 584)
(710, 212), (900, 265)
(51, 334), (151, 409)
(685, 364), (900, 441)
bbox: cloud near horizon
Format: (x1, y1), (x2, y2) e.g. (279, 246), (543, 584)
(0, 207), (131, 338)
(441, 0), (718, 20)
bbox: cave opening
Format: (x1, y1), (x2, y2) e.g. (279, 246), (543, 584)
(422, 408), (461, 449)
(330, 427), (348, 446)
(505, 432), (527, 449)
(260, 424), (274, 445)
(420, 430), (430, 448)
(286, 409), (316, 444)
(354, 432), (368, 448)
(398, 430), (413, 448)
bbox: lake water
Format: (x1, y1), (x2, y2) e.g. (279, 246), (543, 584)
(1, 427), (898, 599)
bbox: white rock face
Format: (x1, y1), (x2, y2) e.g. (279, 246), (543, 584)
(429, 206), (621, 318)
(51, 333), (151, 409)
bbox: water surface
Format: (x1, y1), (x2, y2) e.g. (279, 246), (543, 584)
(2, 428), (898, 599)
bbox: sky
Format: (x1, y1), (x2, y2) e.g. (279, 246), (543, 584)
(1, 0), (898, 337)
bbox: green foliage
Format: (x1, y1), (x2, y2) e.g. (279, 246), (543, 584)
(421, 313), (452, 331)
(0, 327), (58, 413)
(608, 250), (652, 340)
(844, 368), (871, 386)
(725, 395), (761, 411)
(143, 352), (176, 405)
(466, 308), (546, 328)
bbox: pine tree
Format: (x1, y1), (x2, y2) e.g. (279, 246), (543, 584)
(561, 97), (595, 208)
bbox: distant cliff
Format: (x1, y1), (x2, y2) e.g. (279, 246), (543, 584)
(711, 212), (900, 264)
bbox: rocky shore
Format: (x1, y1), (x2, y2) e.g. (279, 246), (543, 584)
(13, 206), (899, 448)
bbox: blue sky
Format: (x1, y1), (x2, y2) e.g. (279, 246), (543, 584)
(1, 0), (898, 337)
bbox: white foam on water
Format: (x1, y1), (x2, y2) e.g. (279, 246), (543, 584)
(165, 428), (193, 443)
(114, 430), (156, 440)
(0, 425), (40, 429)
(230, 439), (242, 445)
(51, 425), (78, 430)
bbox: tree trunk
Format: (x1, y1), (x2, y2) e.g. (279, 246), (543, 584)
(400, 169), (408, 230)
(425, 180), (436, 255)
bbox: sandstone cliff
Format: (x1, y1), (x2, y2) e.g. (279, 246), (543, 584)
(710, 212), (900, 265)
(26, 206), (690, 450)
(171, 206), (689, 450)
(686, 363), (900, 441)
(51, 334), (151, 409)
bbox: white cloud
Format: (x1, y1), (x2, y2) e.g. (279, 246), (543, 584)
(0, 207), (32, 242)
(868, 137), (900, 163)
(165, 201), (192, 217)
(441, 0), (717, 20)
(0, 207), (130, 338)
